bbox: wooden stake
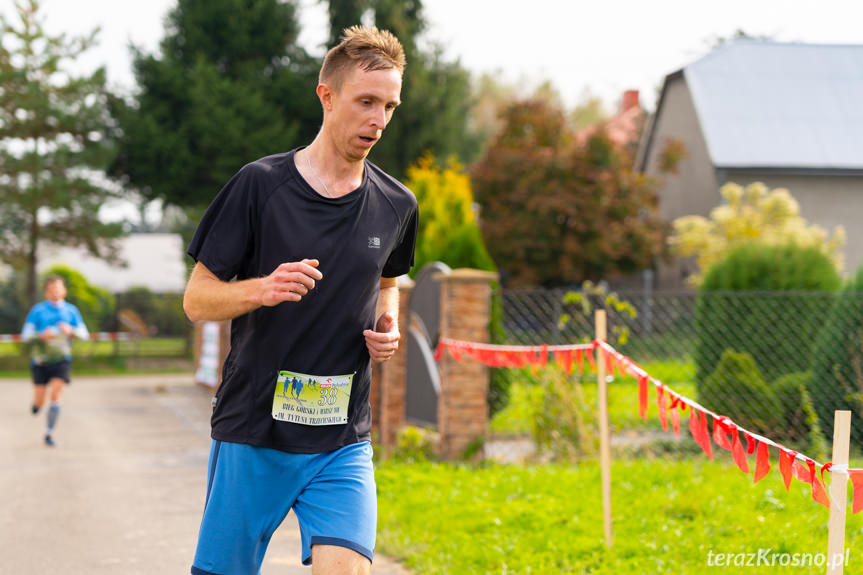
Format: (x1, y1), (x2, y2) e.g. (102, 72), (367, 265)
(596, 310), (613, 547)
(826, 410), (851, 575)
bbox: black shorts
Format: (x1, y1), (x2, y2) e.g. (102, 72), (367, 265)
(31, 361), (71, 385)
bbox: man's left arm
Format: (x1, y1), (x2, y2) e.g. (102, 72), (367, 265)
(64, 306), (89, 340)
(363, 276), (400, 363)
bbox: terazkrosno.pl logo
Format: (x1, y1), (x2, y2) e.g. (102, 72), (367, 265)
(707, 549), (849, 569)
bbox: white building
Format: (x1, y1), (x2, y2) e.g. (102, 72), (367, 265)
(38, 233), (187, 293)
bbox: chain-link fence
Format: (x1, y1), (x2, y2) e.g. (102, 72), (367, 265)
(488, 287), (863, 462)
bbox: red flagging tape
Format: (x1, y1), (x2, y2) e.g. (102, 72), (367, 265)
(436, 337), (863, 512)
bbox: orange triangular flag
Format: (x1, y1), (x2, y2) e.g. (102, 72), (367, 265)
(638, 376), (649, 422)
(754, 441), (771, 483)
(670, 399), (681, 438)
(792, 459), (813, 484)
(778, 449), (796, 491)
(657, 385), (668, 432)
(731, 430), (750, 474)
(712, 416), (732, 451)
(807, 460), (830, 508)
(849, 470), (863, 514)
(699, 410), (713, 460)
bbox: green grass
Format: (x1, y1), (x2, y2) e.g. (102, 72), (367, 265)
(0, 338), (188, 357)
(376, 456), (863, 574)
(491, 358), (696, 436)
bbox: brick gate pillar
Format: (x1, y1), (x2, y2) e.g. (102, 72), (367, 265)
(436, 269), (498, 460)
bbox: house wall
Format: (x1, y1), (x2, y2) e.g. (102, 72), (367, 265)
(37, 233), (187, 293)
(642, 76), (719, 288)
(723, 172), (863, 277)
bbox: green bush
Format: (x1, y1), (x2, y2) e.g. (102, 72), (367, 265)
(698, 350), (780, 435)
(531, 364), (597, 460)
(771, 371), (827, 457)
(809, 267), (863, 445)
(699, 354), (827, 453)
(695, 242), (841, 385)
(117, 286), (188, 337)
(392, 425), (439, 463)
(487, 286), (510, 418)
(43, 265), (115, 331)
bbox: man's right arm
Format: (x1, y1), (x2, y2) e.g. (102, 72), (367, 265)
(21, 308), (37, 342)
(183, 260), (323, 322)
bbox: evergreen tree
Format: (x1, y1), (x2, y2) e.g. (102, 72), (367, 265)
(326, 0), (371, 48)
(110, 0), (321, 209)
(403, 154), (495, 275)
(0, 0), (122, 305)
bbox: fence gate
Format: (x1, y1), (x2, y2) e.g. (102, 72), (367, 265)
(404, 262), (451, 427)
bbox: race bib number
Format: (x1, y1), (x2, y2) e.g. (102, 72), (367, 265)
(272, 370), (353, 426)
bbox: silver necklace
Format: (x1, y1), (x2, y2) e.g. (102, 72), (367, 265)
(306, 150), (333, 198)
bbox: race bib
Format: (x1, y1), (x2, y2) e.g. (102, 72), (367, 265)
(272, 370), (354, 426)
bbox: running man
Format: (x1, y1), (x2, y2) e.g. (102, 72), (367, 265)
(183, 26), (417, 575)
(21, 276), (89, 447)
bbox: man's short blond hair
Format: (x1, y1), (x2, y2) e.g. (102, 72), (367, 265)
(319, 26), (406, 90)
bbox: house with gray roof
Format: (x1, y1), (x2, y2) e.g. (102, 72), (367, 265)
(637, 40), (863, 288)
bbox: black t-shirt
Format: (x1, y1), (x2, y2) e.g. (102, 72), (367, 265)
(187, 149), (418, 453)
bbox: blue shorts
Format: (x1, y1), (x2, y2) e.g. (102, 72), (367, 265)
(191, 440), (376, 575)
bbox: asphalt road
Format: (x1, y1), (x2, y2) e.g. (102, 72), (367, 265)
(0, 374), (409, 575)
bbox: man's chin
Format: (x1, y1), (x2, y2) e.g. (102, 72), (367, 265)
(347, 147), (373, 162)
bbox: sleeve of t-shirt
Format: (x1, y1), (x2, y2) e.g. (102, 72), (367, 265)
(70, 305), (89, 340)
(382, 203), (418, 278)
(187, 164), (260, 281)
(21, 306), (39, 341)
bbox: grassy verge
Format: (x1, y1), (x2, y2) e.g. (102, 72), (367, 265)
(491, 358), (696, 436)
(376, 456), (863, 574)
(0, 338), (189, 357)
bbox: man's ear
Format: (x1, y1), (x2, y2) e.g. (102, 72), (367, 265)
(316, 83), (334, 112)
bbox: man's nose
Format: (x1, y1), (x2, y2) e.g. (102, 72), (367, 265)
(370, 105), (387, 129)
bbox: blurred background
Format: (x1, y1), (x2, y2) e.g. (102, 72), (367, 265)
(2, 1), (863, 572)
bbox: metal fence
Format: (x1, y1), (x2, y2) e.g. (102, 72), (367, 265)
(488, 288), (863, 462)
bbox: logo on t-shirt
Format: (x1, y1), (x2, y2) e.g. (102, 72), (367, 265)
(368, 236), (381, 249)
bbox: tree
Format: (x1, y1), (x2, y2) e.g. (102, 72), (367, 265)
(326, 0), (371, 49)
(669, 182), (846, 285)
(466, 73), (517, 155)
(570, 89), (609, 132)
(0, 0), (122, 306)
(470, 97), (665, 287)
(110, 0), (321, 210)
(403, 154), (495, 275)
(44, 265), (115, 331)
